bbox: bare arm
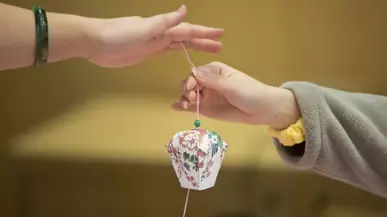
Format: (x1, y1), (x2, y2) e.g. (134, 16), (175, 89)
(0, 3), (226, 71)
(0, 3), (93, 70)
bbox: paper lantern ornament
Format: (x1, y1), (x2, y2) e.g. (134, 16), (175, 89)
(167, 43), (229, 217)
(166, 129), (228, 191)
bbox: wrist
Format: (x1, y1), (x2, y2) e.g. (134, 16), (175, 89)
(75, 17), (102, 60)
(46, 13), (98, 62)
(264, 86), (301, 130)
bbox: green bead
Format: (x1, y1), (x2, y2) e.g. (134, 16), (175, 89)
(194, 119), (201, 128)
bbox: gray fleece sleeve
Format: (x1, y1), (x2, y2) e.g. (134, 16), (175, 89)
(273, 81), (387, 198)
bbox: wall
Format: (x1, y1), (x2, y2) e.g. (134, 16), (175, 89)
(1, 0), (387, 216)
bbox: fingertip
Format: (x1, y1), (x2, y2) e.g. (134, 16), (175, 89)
(185, 39), (223, 53)
(212, 28), (225, 38)
(184, 90), (197, 102)
(171, 102), (183, 111)
(176, 5), (187, 18)
(149, 5), (187, 34)
(186, 75), (197, 90)
(172, 99), (197, 112)
(209, 41), (223, 53)
(191, 68), (197, 76)
(181, 100), (189, 110)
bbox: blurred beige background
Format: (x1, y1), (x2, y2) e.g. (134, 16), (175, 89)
(1, 0), (387, 217)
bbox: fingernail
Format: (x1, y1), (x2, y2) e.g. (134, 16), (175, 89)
(176, 5), (185, 15)
(191, 68), (197, 76)
(186, 83), (191, 91)
(182, 101), (188, 110)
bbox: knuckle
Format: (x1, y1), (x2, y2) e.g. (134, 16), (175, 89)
(208, 62), (224, 75)
(158, 13), (170, 28)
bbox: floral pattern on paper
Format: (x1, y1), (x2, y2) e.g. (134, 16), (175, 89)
(166, 129), (228, 190)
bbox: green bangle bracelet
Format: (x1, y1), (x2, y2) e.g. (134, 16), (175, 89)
(32, 6), (49, 67)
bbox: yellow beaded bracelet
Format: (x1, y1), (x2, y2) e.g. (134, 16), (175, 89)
(265, 119), (305, 146)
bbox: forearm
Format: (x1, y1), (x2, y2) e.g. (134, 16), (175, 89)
(0, 3), (95, 70)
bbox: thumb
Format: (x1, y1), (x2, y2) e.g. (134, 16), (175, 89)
(147, 5), (186, 35)
(194, 63), (231, 93)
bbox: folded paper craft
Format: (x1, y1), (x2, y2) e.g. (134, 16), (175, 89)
(168, 43), (229, 217)
(166, 128), (228, 191)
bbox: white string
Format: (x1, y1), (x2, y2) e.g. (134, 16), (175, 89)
(180, 43), (200, 122)
(180, 43), (196, 69)
(180, 43), (196, 217)
(182, 189), (190, 217)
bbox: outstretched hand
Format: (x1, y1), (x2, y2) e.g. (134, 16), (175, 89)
(86, 5), (224, 68)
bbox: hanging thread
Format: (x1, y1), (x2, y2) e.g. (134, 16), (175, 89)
(180, 43), (200, 128)
(182, 189), (190, 217)
(180, 42), (201, 217)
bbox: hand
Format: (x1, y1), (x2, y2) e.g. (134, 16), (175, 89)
(85, 5), (224, 68)
(172, 62), (301, 129)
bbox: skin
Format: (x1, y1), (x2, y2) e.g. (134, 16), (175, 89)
(172, 61), (301, 130)
(1, 3), (297, 130)
(0, 4), (224, 71)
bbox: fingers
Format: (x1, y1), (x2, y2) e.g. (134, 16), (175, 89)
(172, 98), (198, 112)
(174, 61), (232, 112)
(146, 5), (187, 35)
(177, 61), (230, 105)
(181, 76), (202, 101)
(168, 39), (222, 53)
(193, 62), (231, 93)
(179, 95), (195, 110)
(175, 75), (204, 112)
(168, 23), (225, 41)
(172, 101), (196, 112)
(183, 74), (199, 91)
